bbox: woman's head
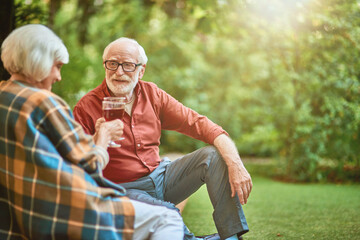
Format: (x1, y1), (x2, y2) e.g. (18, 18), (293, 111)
(1, 24), (69, 82)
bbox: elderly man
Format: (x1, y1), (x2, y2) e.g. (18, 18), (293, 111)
(74, 37), (252, 240)
(0, 25), (184, 240)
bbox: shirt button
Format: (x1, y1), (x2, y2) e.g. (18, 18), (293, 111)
(132, 125), (134, 128)
(137, 144), (141, 147)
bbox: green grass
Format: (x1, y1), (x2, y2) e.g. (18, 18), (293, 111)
(182, 176), (360, 239)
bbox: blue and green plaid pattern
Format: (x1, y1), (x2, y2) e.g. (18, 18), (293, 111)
(0, 80), (134, 239)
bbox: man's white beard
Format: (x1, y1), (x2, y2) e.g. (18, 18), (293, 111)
(106, 72), (139, 96)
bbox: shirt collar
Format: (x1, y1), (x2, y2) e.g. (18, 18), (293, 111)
(134, 81), (142, 97)
(101, 78), (112, 97)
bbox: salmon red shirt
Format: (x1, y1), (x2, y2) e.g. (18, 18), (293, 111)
(73, 79), (227, 183)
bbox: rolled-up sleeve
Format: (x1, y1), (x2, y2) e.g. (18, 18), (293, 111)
(157, 88), (228, 145)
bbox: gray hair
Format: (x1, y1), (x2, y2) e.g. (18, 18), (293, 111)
(1, 24), (69, 82)
(102, 37), (148, 65)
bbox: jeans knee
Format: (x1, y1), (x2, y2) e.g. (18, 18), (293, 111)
(202, 146), (222, 163)
(201, 146), (219, 159)
(197, 146), (226, 175)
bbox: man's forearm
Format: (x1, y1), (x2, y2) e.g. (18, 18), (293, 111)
(213, 133), (252, 203)
(213, 134), (244, 168)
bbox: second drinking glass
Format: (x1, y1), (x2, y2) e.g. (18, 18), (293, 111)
(102, 97), (127, 147)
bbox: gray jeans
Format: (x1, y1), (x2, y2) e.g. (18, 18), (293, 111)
(121, 146), (249, 239)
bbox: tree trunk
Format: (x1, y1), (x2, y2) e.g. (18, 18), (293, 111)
(0, 0), (15, 81)
(49, 0), (62, 29)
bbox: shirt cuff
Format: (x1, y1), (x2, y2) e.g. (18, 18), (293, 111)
(94, 145), (109, 169)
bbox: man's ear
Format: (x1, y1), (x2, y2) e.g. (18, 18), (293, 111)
(139, 64), (146, 79)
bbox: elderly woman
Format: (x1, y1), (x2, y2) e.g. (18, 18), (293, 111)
(0, 24), (183, 240)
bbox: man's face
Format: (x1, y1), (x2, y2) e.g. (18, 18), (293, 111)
(104, 41), (144, 97)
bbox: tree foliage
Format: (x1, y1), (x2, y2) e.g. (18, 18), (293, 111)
(9, 0), (360, 182)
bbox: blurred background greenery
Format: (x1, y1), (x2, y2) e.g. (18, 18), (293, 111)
(1, 0), (360, 183)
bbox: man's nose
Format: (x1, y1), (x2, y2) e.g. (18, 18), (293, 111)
(116, 65), (125, 75)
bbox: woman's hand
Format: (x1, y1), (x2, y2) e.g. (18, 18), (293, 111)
(93, 117), (124, 149)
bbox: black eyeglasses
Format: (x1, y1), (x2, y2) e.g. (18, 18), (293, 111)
(104, 60), (142, 72)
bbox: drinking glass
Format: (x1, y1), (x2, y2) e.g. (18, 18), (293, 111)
(102, 97), (127, 147)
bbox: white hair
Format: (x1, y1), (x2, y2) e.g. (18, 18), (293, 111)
(102, 37), (148, 64)
(1, 24), (69, 82)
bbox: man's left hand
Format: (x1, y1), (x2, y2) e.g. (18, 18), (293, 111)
(214, 134), (253, 205)
(228, 161), (252, 204)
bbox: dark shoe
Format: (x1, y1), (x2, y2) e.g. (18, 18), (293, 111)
(195, 233), (221, 240)
(195, 233), (243, 240)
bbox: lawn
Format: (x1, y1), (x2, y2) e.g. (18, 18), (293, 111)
(182, 175), (360, 239)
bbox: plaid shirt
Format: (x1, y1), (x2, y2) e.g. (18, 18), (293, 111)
(0, 80), (134, 240)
